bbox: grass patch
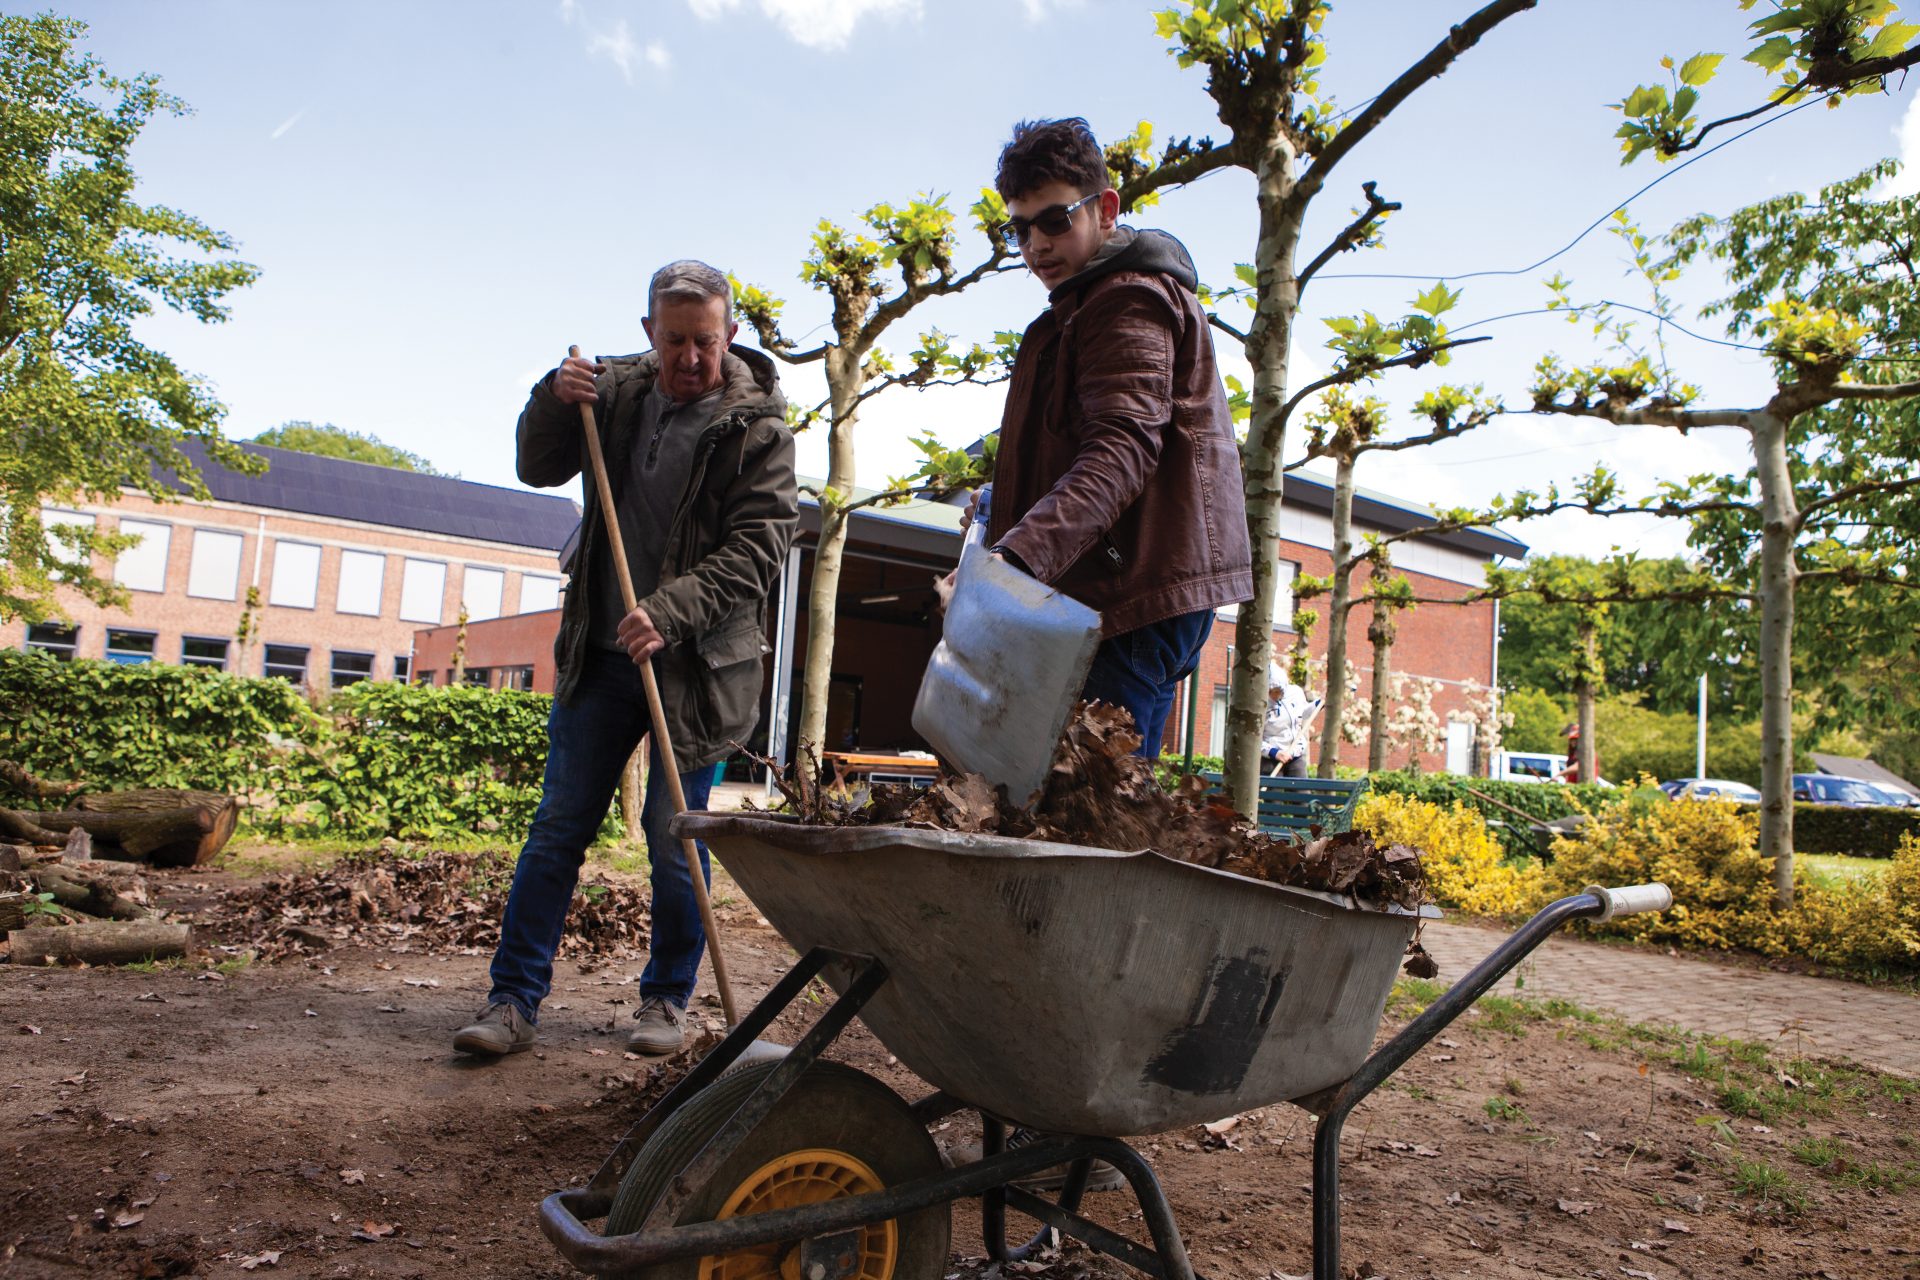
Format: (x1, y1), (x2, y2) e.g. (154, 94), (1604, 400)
(1730, 1156), (1807, 1216)
(1483, 1095), (1530, 1124)
(1791, 1136), (1843, 1169)
(1795, 852), (1890, 888)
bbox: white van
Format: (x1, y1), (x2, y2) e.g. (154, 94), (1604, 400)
(1492, 750), (1566, 784)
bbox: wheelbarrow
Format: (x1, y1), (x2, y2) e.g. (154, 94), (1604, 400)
(540, 811), (1670, 1280)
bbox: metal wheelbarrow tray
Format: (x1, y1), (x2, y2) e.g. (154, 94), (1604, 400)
(541, 811), (1672, 1280)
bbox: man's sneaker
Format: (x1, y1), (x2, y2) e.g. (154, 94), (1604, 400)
(452, 1003), (535, 1057)
(944, 1126), (1126, 1195)
(627, 996), (688, 1056)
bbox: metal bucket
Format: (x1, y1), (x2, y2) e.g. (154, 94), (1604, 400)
(676, 812), (1424, 1136)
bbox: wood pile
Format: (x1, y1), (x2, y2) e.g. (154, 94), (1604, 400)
(1, 759), (218, 966)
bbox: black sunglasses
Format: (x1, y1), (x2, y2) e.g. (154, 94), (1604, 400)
(996, 193), (1098, 250)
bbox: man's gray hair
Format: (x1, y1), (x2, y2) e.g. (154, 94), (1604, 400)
(648, 259), (732, 318)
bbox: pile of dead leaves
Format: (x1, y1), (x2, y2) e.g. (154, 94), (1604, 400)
(755, 704), (1436, 975)
(204, 847), (651, 962)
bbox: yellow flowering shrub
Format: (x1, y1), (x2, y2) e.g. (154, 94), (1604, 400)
(1355, 792), (1546, 916)
(1544, 794), (1769, 950)
(1544, 797), (1920, 978)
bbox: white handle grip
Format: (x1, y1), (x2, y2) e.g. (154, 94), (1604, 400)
(1584, 882), (1673, 921)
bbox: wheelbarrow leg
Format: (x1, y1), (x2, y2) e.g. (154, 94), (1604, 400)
(1308, 891), (1627, 1280)
(981, 1117), (1198, 1280)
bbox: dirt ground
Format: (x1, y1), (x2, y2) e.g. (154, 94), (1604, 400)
(2, 848), (1916, 1280)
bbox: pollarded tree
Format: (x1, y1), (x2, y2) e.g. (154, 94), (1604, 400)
(732, 193), (1013, 776)
(1530, 162), (1920, 905)
(1101, 0), (1544, 815)
(251, 422), (447, 475)
(0, 14), (261, 622)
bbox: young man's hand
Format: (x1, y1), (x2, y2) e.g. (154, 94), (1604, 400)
(617, 605), (665, 665)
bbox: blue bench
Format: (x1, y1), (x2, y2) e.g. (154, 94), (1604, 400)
(1200, 772), (1370, 838)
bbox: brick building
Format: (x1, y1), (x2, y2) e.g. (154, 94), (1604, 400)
(417, 470), (1526, 776)
(4, 441), (578, 687)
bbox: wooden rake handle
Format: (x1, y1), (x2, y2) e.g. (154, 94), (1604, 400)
(570, 345), (737, 1026)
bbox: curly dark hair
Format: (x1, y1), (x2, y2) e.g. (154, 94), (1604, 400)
(994, 117), (1108, 201)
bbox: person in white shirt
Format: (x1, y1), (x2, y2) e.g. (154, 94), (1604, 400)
(1262, 662), (1322, 777)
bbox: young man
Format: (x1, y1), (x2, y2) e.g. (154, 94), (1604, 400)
(982, 117), (1253, 754)
(454, 260), (797, 1060)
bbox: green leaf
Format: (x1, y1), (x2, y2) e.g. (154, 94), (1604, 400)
(1678, 52), (1723, 86)
(1233, 262), (1258, 289)
(1744, 35), (1794, 71)
(1411, 281), (1461, 317)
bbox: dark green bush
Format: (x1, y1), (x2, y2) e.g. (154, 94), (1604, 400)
(1791, 801), (1920, 859)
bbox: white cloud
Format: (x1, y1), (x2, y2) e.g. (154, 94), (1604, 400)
(269, 110), (304, 141)
(689, 0), (921, 51)
(586, 19), (670, 84)
(557, 0), (581, 24)
(1875, 91), (1920, 198)
(1018, 0), (1085, 21)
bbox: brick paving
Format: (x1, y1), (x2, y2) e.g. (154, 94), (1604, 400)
(1421, 917), (1920, 1079)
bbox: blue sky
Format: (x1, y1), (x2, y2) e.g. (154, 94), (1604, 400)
(59, 0), (1920, 559)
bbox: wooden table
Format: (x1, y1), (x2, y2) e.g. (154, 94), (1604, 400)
(821, 752), (941, 787)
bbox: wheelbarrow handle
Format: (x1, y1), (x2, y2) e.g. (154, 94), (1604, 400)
(1583, 882), (1673, 922)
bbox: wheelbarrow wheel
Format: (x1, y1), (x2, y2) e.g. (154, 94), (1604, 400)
(605, 1059), (949, 1279)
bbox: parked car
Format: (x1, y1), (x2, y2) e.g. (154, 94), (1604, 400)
(1791, 772), (1895, 807)
(1493, 750), (1564, 784)
(1659, 777), (1762, 804)
(1860, 780), (1920, 808)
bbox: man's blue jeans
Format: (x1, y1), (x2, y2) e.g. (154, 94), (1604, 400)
(488, 649), (716, 1023)
(1080, 609), (1215, 758)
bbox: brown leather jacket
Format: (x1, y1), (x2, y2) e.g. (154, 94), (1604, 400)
(988, 228), (1253, 635)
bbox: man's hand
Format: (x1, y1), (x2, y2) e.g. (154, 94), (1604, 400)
(552, 354), (606, 406)
(616, 605), (666, 666)
(933, 569), (956, 614)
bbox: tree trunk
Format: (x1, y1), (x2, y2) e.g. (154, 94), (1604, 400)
(1224, 144), (1305, 817)
(621, 744), (645, 844)
(1367, 600), (1394, 773)
(10, 922), (192, 966)
(1315, 449), (1359, 778)
(794, 346), (864, 784)
(1574, 615), (1598, 782)
(6, 789), (237, 866)
(1751, 411), (1798, 907)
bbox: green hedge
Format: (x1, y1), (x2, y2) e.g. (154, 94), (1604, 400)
(1791, 801), (1920, 858)
(0, 650), (602, 844)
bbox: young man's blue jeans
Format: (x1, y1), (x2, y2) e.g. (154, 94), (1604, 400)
(1080, 609), (1214, 757)
(488, 648), (716, 1023)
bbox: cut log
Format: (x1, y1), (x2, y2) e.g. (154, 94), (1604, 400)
(0, 844), (22, 872)
(0, 808), (65, 845)
(10, 922), (192, 966)
(0, 892), (40, 930)
(28, 865), (151, 921)
(4, 790), (238, 866)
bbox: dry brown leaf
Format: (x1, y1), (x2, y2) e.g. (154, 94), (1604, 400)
(238, 1251), (282, 1270)
(1556, 1199), (1595, 1215)
(353, 1221), (395, 1242)
(339, 1168), (365, 1185)
(110, 1209), (143, 1229)
(1661, 1217), (1692, 1234)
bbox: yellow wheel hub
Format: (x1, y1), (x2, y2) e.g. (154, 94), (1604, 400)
(697, 1148), (898, 1280)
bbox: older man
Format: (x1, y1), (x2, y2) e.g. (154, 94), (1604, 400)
(455, 260), (798, 1060)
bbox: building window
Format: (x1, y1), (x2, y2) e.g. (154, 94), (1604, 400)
(416, 669), (435, 686)
(182, 636), (229, 670)
(1277, 559), (1298, 628)
(263, 644), (309, 682)
(25, 623), (79, 660)
(518, 573), (562, 614)
(461, 666), (492, 687)
(114, 519), (171, 593)
(399, 558), (446, 624)
(335, 549), (386, 616)
(269, 541), (321, 609)
(330, 650), (375, 688)
(105, 629), (157, 665)
(462, 566), (504, 622)
(392, 655), (412, 684)
(500, 665), (535, 691)
(42, 508), (95, 581)
(187, 528), (244, 600)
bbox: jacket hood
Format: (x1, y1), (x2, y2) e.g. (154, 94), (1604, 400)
(1047, 226), (1201, 303)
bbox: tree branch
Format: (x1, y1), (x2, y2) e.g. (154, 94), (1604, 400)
(1532, 400), (1754, 430)
(1280, 335), (1491, 424)
(1208, 312), (1248, 343)
(1796, 473), (1920, 525)
(1829, 377), (1920, 402)
(862, 251), (1014, 346)
(1297, 181), (1400, 293)
(1296, 0), (1539, 201)
(1114, 139), (1244, 214)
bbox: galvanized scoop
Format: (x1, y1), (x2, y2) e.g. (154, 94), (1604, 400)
(912, 524), (1103, 808)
